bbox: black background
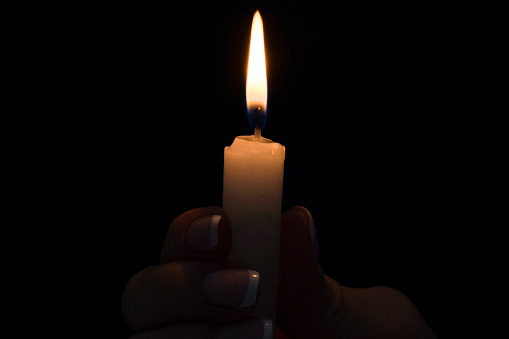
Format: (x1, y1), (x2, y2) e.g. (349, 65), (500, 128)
(2, 1), (508, 337)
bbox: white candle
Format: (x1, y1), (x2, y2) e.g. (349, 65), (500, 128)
(223, 135), (285, 321)
(223, 11), (285, 325)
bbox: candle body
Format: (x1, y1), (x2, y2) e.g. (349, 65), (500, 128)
(223, 135), (285, 323)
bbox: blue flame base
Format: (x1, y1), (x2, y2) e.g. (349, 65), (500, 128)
(247, 106), (267, 130)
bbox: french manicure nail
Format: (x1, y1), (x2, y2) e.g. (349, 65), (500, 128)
(292, 206), (317, 247)
(201, 269), (259, 309)
(307, 210), (316, 247)
(186, 215), (221, 252)
(293, 206), (319, 264)
(213, 319), (273, 339)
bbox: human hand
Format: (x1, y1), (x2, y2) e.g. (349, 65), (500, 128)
(122, 206), (436, 338)
(276, 207), (437, 339)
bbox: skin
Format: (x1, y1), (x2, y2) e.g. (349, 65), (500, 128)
(122, 206), (437, 338)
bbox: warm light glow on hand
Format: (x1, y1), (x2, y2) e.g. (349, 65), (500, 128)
(246, 11), (267, 115)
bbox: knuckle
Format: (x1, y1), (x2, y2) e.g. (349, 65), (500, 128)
(121, 269), (147, 331)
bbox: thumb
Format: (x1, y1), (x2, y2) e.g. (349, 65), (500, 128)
(277, 207), (342, 338)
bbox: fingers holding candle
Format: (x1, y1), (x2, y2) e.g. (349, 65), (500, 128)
(122, 208), (261, 333)
(121, 261), (259, 332)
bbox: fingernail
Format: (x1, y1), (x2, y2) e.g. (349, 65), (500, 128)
(293, 206), (319, 264)
(186, 215), (221, 252)
(307, 210), (316, 247)
(201, 269), (259, 309)
(213, 319), (273, 339)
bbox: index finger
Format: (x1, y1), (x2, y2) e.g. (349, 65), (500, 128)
(160, 206), (232, 263)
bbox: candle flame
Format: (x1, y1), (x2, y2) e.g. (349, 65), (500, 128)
(246, 11), (267, 130)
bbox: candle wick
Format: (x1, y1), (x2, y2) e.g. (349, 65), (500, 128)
(254, 126), (262, 141)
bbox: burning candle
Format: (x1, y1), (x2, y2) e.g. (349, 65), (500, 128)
(223, 11), (285, 327)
